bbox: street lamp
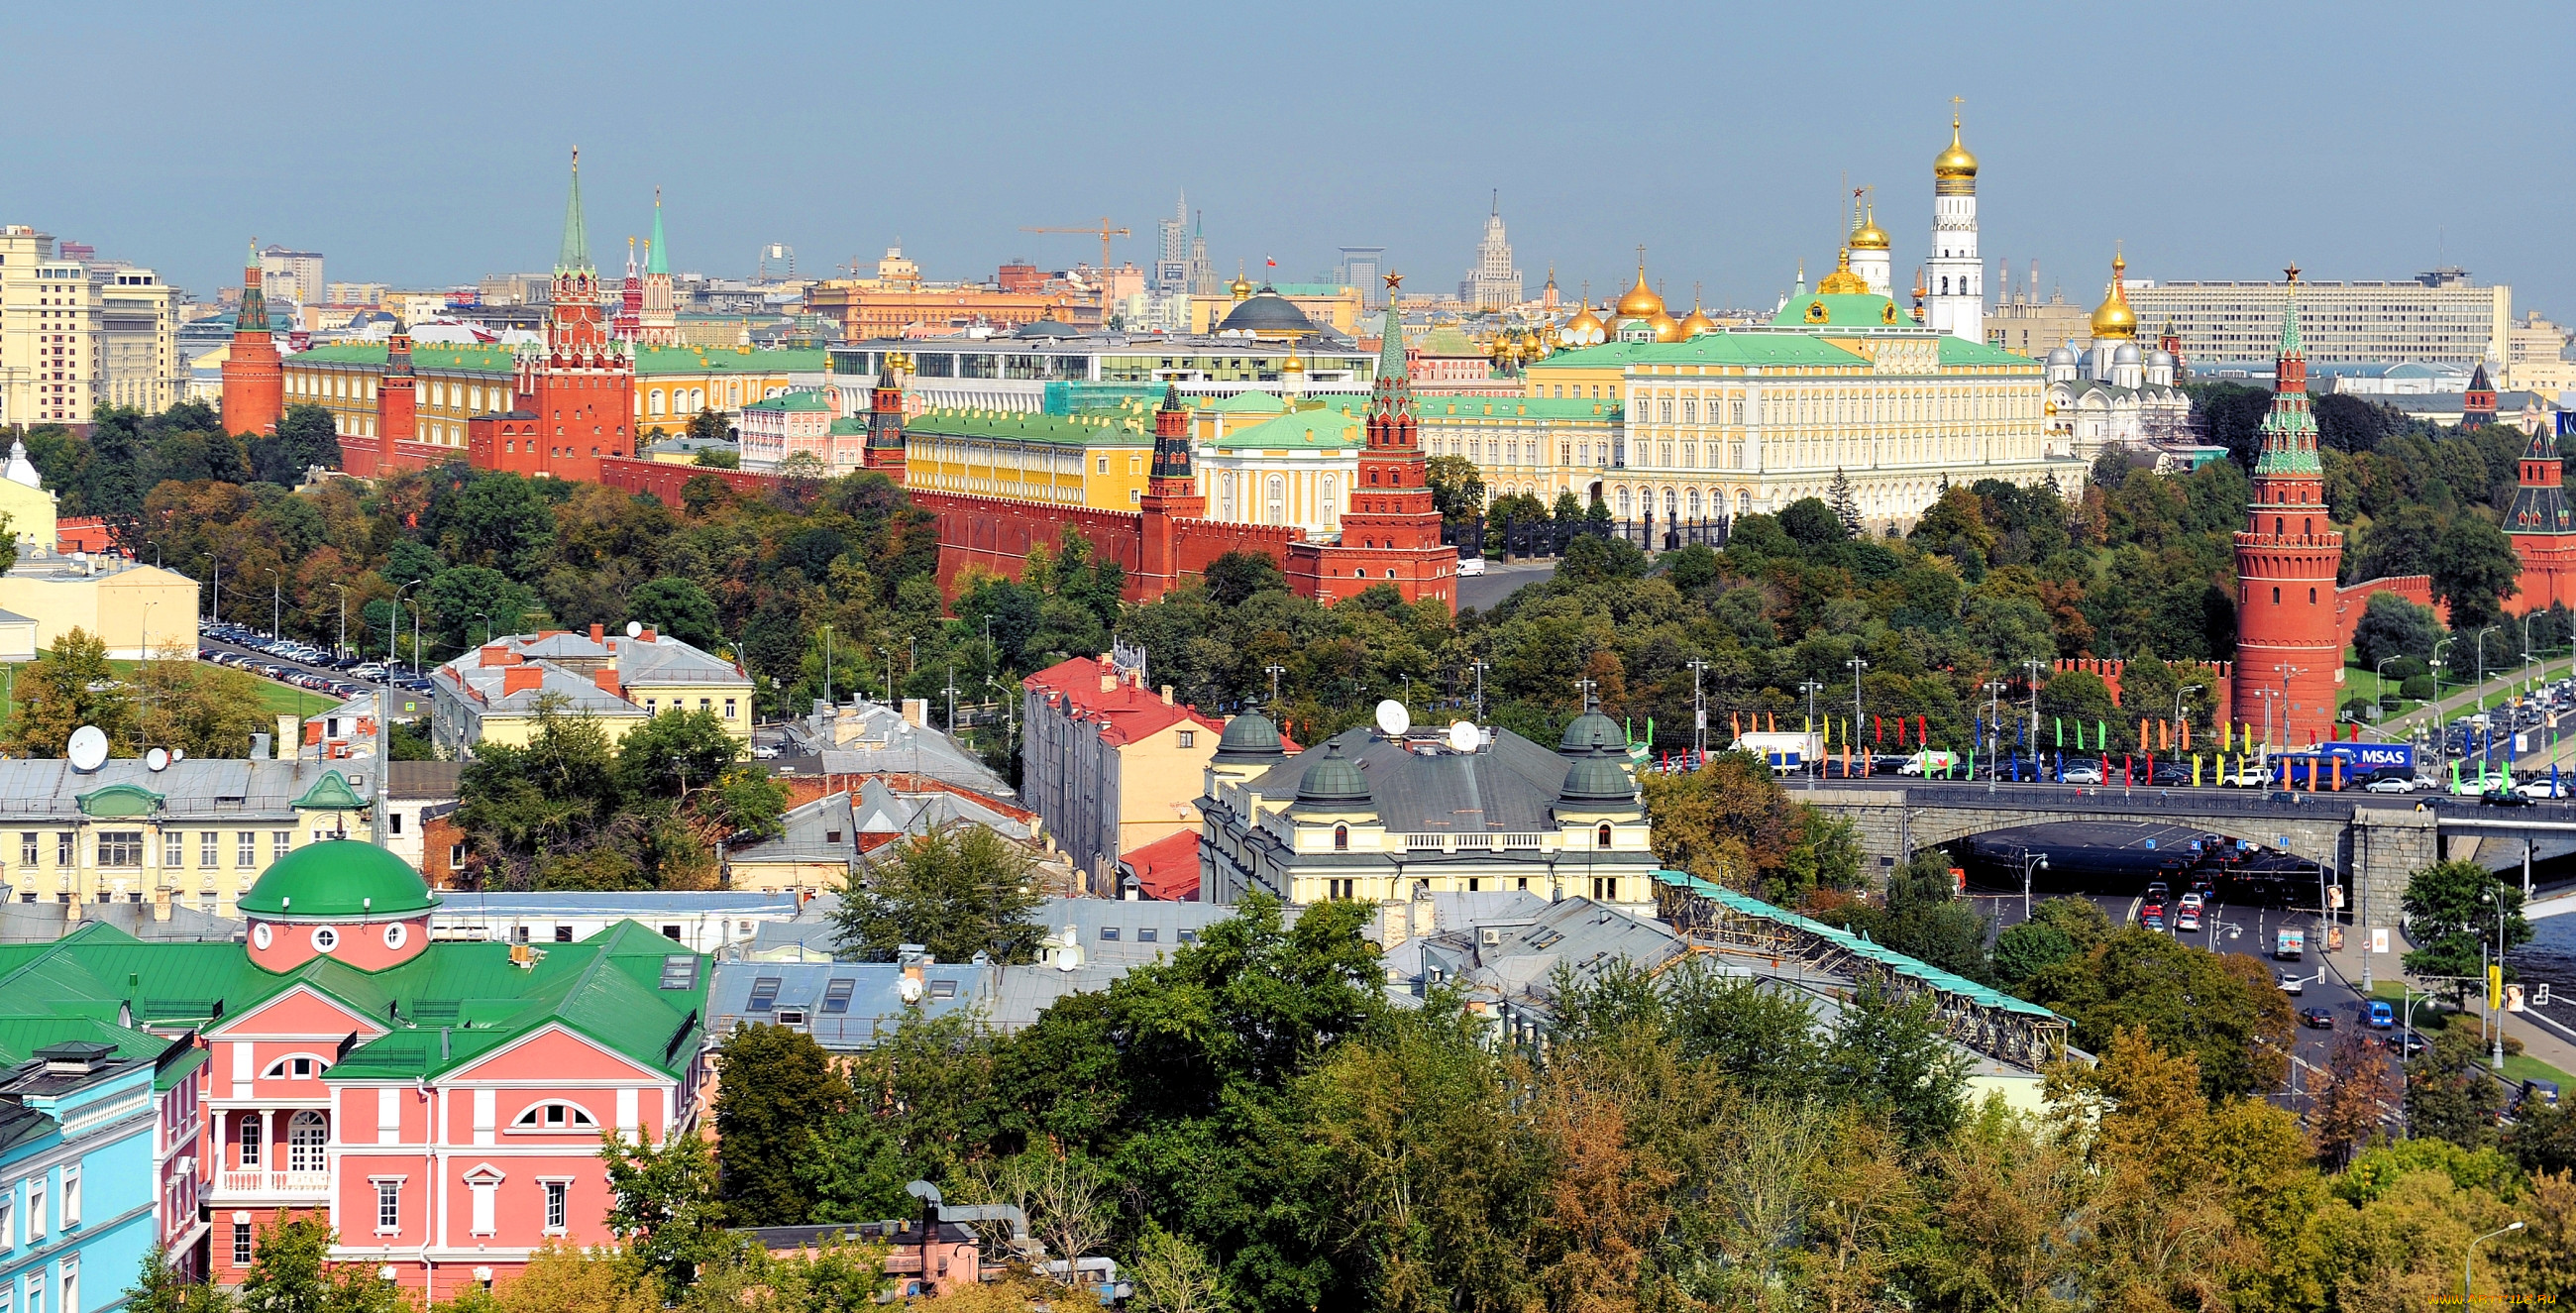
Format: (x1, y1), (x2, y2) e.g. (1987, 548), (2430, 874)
(268, 568), (282, 640)
(819, 623), (833, 707)
(1798, 681), (1825, 787)
(1983, 680), (2007, 794)
(2018, 847), (2048, 920)
(1848, 656), (1869, 771)
(475, 612), (493, 647)
(390, 579), (425, 670)
(2174, 684), (2202, 745)
(2464, 1221), (2525, 1303)
(2480, 886), (2511, 1071)
(2023, 659), (2045, 778)
(327, 583), (349, 659)
(1686, 659), (1708, 764)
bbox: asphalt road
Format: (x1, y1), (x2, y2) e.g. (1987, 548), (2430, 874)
(1457, 559), (1556, 611)
(1959, 820), (2400, 1108)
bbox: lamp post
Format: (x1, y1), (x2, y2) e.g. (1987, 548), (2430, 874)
(1686, 659), (1708, 766)
(327, 584), (348, 660)
(268, 568), (282, 640)
(2018, 847), (2048, 920)
(390, 579), (425, 671)
(2481, 886), (2510, 1071)
(2464, 1221), (2525, 1303)
(877, 647), (894, 707)
(1848, 656), (1869, 771)
(2476, 625), (2502, 776)
(1471, 659), (1488, 726)
(2175, 684), (2202, 757)
(819, 623), (833, 707)
(1981, 680), (2008, 794)
(1799, 681), (1825, 787)
(475, 613), (493, 647)
(2024, 659), (2045, 779)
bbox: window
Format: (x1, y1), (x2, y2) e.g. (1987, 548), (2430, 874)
(1099, 927), (1120, 941)
(746, 977), (781, 1012)
(1177, 930), (1198, 943)
(56, 833), (71, 868)
(1176, 729), (1195, 748)
(469, 1174), (499, 1236)
(1327, 878), (1356, 900)
(662, 925), (683, 940)
(1333, 824), (1348, 851)
(27, 1181), (42, 1237)
(544, 1180), (570, 1234)
(511, 1101), (597, 1132)
(96, 828), (141, 870)
(554, 926), (573, 942)
(20, 832), (34, 867)
(1593, 877), (1620, 902)
(724, 699), (737, 719)
(1597, 823), (1614, 848)
(0, 1196), (11, 1252)
(376, 1179), (401, 1233)
(165, 831), (184, 869)
(2308, 587), (2317, 603)
(1136, 928), (1158, 943)
(389, 813), (403, 835)
(238, 832), (256, 867)
(821, 979), (855, 1013)
(59, 1168), (75, 1228)
(2272, 587), (2281, 604)
(288, 1112), (326, 1171)
(272, 831), (292, 862)
(240, 1118), (262, 1166)
(233, 1221), (253, 1265)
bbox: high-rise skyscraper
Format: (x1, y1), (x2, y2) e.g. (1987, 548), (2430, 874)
(1339, 247), (1385, 307)
(1154, 191), (1190, 293)
(1459, 194), (1523, 310)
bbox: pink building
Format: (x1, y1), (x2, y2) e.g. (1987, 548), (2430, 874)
(2, 841), (711, 1300)
(740, 390), (867, 474)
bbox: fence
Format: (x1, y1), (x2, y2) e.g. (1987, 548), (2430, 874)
(1449, 515), (1731, 560)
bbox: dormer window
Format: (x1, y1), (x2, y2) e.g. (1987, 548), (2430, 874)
(510, 1101), (598, 1132)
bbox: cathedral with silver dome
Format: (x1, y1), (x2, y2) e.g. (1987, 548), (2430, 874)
(2040, 252), (2191, 463)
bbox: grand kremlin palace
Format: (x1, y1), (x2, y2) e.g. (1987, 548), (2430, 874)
(279, 343), (826, 454)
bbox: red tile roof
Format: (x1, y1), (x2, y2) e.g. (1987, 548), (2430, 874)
(1024, 655), (1226, 748)
(1120, 828), (1203, 902)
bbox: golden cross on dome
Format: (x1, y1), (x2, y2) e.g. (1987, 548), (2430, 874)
(1951, 95), (1963, 122)
(1383, 272), (1403, 291)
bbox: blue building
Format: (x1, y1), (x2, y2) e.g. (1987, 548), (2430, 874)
(1, 1035), (170, 1313)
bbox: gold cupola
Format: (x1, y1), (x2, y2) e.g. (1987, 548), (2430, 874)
(2090, 250), (2139, 340)
(1614, 260), (1665, 321)
(1850, 202), (1890, 251)
(1933, 112), (1979, 194)
(1677, 283), (1717, 337)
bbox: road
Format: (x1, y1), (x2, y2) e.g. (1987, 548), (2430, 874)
(1457, 559), (1556, 611)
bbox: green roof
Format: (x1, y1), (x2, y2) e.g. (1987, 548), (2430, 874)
(906, 407), (1151, 447)
(1770, 292), (1908, 328)
(1936, 337), (2044, 370)
(291, 769), (367, 811)
(827, 416), (866, 434)
(0, 919), (708, 1083)
(1420, 326), (1478, 356)
(1200, 390), (1291, 414)
(647, 194), (670, 275)
(745, 391), (831, 413)
(1542, 334), (1871, 371)
(290, 343), (518, 375)
(635, 345), (826, 377)
(1214, 403), (1363, 450)
(0, 1017), (178, 1070)
(237, 839), (441, 921)
(1413, 396), (1620, 423)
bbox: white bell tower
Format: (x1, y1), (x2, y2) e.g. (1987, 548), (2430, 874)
(1926, 102), (1984, 344)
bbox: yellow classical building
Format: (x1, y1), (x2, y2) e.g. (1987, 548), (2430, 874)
(634, 345), (826, 435)
(0, 554), (199, 659)
(428, 626), (753, 758)
(0, 759), (373, 915)
(902, 407), (1154, 509)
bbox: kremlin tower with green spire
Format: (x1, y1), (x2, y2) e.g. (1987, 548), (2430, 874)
(219, 240), (283, 438)
(487, 148), (633, 482)
(2230, 267), (2344, 748)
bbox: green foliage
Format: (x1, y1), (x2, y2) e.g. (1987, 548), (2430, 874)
(2404, 1028), (2505, 1150)
(713, 1023), (845, 1225)
(625, 576), (722, 649)
(7, 628), (131, 756)
(1830, 849), (1992, 983)
(830, 824), (1044, 963)
(2431, 512), (2524, 627)
(256, 404), (342, 484)
(1423, 453), (1485, 522)
(600, 1127), (743, 1296)
(2024, 927), (2296, 1099)
(235, 1217), (406, 1313)
(2352, 590), (2445, 665)
(2402, 859), (2533, 997)
(456, 704), (777, 891)
(126, 1247), (234, 1313)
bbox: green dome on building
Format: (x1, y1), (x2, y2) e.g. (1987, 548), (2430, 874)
(1559, 711), (1625, 755)
(237, 840), (441, 921)
(1216, 711), (1287, 761)
(1556, 746), (1638, 805)
(1293, 740), (1371, 805)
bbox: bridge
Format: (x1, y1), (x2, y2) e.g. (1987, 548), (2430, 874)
(1796, 781), (2576, 929)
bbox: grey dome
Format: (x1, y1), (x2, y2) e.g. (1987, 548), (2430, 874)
(1016, 319), (1082, 339)
(2112, 342), (2142, 364)
(1217, 287), (1318, 335)
(1559, 711), (1625, 755)
(1557, 746), (1637, 805)
(1293, 740), (1370, 805)
(2146, 349), (2175, 367)
(2045, 345), (2079, 366)
(1215, 711), (1285, 760)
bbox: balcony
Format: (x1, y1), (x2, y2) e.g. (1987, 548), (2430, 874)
(218, 1169), (331, 1198)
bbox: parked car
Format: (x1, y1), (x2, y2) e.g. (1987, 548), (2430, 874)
(2481, 787), (2536, 808)
(2060, 765), (2104, 785)
(1455, 555), (1486, 578)
(2364, 776), (2417, 794)
(2278, 972), (2307, 995)
(2367, 1000), (2395, 1029)
(2299, 1007), (2336, 1030)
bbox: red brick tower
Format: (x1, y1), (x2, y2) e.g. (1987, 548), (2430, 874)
(2231, 267), (2344, 748)
(219, 240), (283, 438)
(865, 353), (907, 482)
(1138, 384), (1206, 593)
(2464, 362), (2499, 428)
(613, 236), (643, 341)
(361, 318), (416, 476)
(2506, 425), (2576, 614)
(1298, 274), (1454, 608)
(500, 148), (633, 482)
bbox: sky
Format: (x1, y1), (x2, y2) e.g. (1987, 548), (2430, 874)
(6, 0), (2572, 320)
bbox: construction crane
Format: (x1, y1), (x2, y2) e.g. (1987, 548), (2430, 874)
(1020, 217), (1128, 271)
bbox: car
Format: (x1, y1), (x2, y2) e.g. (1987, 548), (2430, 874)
(351, 664), (386, 680)
(2219, 768), (2271, 787)
(2388, 1033), (2429, 1057)
(2145, 880), (2170, 900)
(2060, 765), (2104, 785)
(2179, 892), (2204, 911)
(2367, 1000), (2395, 1029)
(2279, 972), (2307, 995)
(2176, 910), (2201, 931)
(1455, 555), (1486, 578)
(2364, 776), (2417, 794)
(2521, 779), (2572, 800)
(2481, 787), (2536, 808)
(2142, 912), (2165, 931)
(2299, 1007), (2336, 1030)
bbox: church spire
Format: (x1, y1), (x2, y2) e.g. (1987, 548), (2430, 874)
(2253, 267), (2319, 478)
(236, 240), (268, 332)
(647, 186), (669, 275)
(558, 148), (591, 273)
(1375, 274), (1409, 392)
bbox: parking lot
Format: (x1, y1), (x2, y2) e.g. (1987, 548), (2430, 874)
(198, 619), (435, 706)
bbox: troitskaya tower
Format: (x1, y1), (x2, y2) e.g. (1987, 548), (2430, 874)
(2230, 268), (2344, 748)
(1925, 105), (1984, 343)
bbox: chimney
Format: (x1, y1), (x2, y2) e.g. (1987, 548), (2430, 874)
(502, 666), (543, 696)
(151, 883), (171, 923)
(251, 731), (271, 760)
(479, 645), (513, 667)
(276, 713), (298, 758)
(1099, 661), (1117, 694)
(590, 622), (604, 644)
(639, 625), (657, 643)
(902, 698), (928, 728)
(1160, 684), (1174, 706)
(591, 668), (622, 699)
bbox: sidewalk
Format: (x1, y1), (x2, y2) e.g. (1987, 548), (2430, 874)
(2317, 924), (2576, 1086)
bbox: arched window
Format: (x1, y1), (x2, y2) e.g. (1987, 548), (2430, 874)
(1689, 489), (1703, 516)
(1664, 489), (1677, 517)
(2304, 517), (2312, 536)
(2309, 587), (2317, 603)
(1617, 488), (1632, 516)
(1266, 475), (1285, 523)
(261, 1053), (330, 1080)
(2274, 516), (2284, 535)
(287, 1112), (327, 1172)
(510, 1101), (599, 1133)
(1597, 822), (1613, 848)
(1738, 490), (1752, 515)
(1321, 474), (1338, 513)
(1334, 824), (1348, 851)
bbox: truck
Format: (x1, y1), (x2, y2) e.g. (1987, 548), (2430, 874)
(1895, 749), (1961, 776)
(1732, 731), (1822, 777)
(2274, 928), (2307, 960)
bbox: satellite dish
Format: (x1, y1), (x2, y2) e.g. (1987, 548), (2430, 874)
(66, 726), (109, 773)
(624, 620), (644, 638)
(170, 748), (185, 763)
(146, 747), (170, 772)
(1374, 700), (1411, 738)
(898, 976), (925, 1004)
(1448, 720), (1480, 753)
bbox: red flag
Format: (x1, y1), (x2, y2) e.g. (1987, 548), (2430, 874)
(1874, 714), (1883, 745)
(1917, 714), (1929, 743)
(2123, 754), (2132, 787)
(1767, 711), (1776, 733)
(1731, 711), (1742, 737)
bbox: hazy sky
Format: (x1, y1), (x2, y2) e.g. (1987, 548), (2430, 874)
(8, 0), (2571, 319)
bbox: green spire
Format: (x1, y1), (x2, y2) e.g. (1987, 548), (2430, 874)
(558, 147), (591, 273)
(646, 186), (668, 275)
(1377, 302), (1406, 383)
(2278, 276), (2302, 357)
(236, 239), (268, 332)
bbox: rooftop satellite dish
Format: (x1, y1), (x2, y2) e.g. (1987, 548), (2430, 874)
(1374, 700), (1411, 738)
(1447, 719), (1480, 753)
(624, 620), (644, 638)
(66, 726), (108, 773)
(170, 748), (185, 762)
(145, 747), (170, 772)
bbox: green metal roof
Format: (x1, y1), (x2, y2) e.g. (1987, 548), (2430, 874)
(291, 769), (367, 811)
(1415, 396), (1619, 422)
(560, 155), (590, 272)
(647, 193), (670, 275)
(1936, 337), (2044, 370)
(1200, 390), (1291, 414)
(1213, 403), (1363, 450)
(290, 343), (518, 375)
(745, 391), (831, 413)
(236, 839), (441, 920)
(0, 1017), (178, 1068)
(633, 346), (826, 377)
(906, 407), (1151, 447)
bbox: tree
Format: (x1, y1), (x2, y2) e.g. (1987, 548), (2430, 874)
(253, 404), (342, 484)
(1424, 454), (1486, 523)
(2350, 590), (2444, 665)
(2022, 928), (2292, 1099)
(2430, 513), (2522, 627)
(686, 407), (732, 443)
(135, 646), (274, 757)
(2405, 1028), (2501, 1149)
(8, 627), (131, 757)
(423, 565), (536, 651)
(625, 577), (721, 649)
(2312, 1031), (2393, 1167)
(1127, 1224), (1233, 1313)
(600, 1128), (742, 1296)
(1778, 495), (1848, 550)
(126, 1246), (234, 1313)
(692, 448), (740, 470)
(437, 1243), (661, 1313)
(713, 1023), (844, 1225)
(830, 824), (1044, 963)
(1827, 980), (1971, 1145)
(1853, 850), (1991, 983)
(2401, 859), (2533, 1003)
(235, 1216), (406, 1313)
(1828, 467), (1863, 535)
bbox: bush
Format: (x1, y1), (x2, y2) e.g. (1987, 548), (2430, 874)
(2401, 674), (2436, 701)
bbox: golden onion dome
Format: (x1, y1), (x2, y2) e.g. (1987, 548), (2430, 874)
(1933, 114), (1979, 182)
(1849, 202), (1890, 251)
(1648, 308), (1682, 342)
(1281, 348), (1305, 375)
(1228, 270), (1253, 299)
(1614, 266), (1664, 320)
(1561, 303), (1607, 345)
(2090, 251), (2139, 340)
(1677, 302), (1718, 337)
